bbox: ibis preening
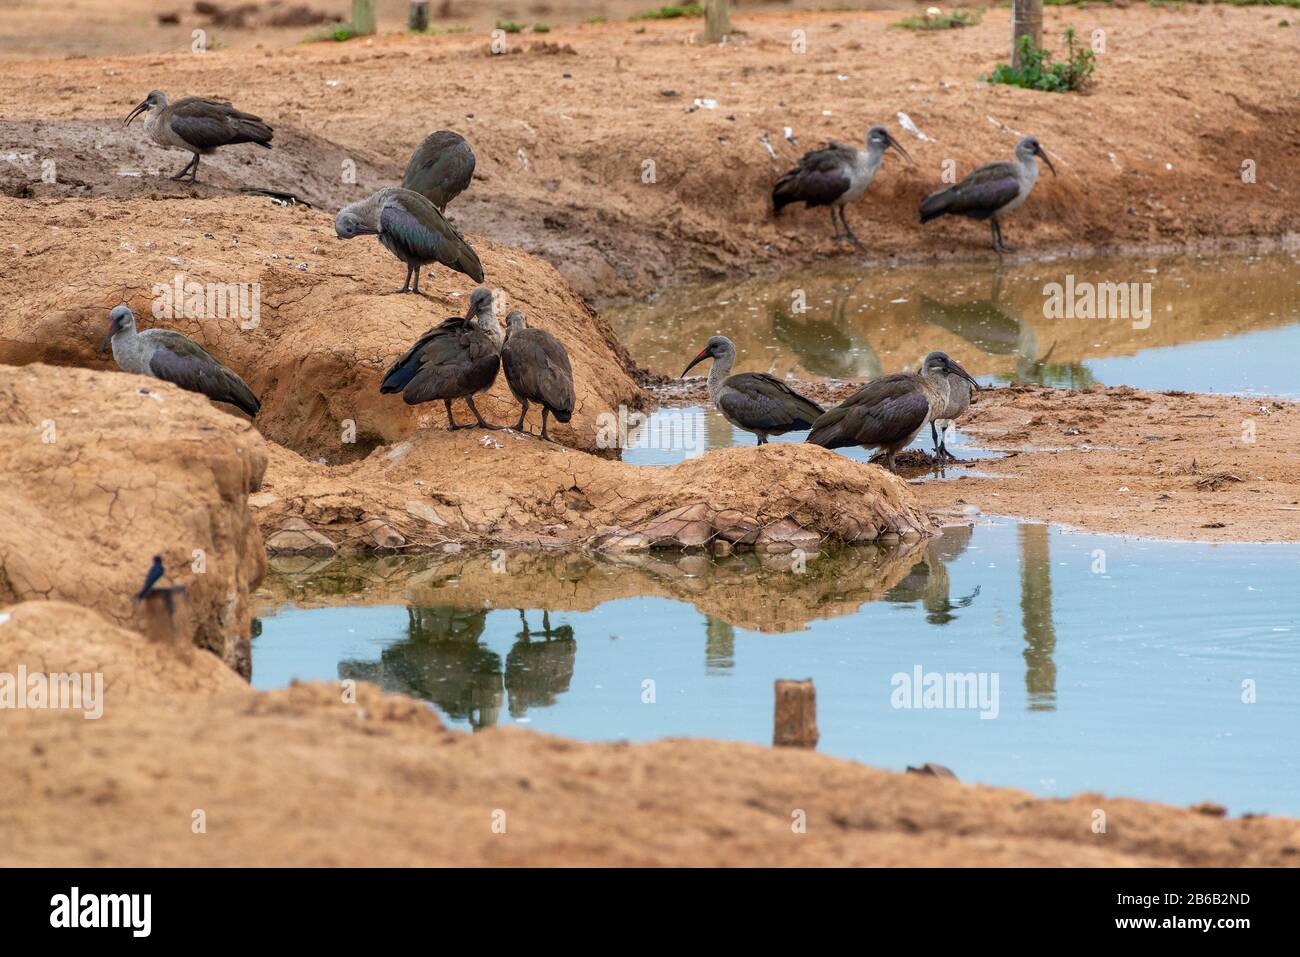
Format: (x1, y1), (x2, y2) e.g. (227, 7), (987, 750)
(920, 136), (1056, 252)
(380, 286), (503, 430)
(806, 351), (978, 473)
(500, 310), (575, 441)
(402, 131), (476, 212)
(99, 306), (261, 417)
(336, 187), (484, 295)
(681, 336), (824, 445)
(124, 90), (273, 183)
(772, 125), (914, 244)
(920, 350), (977, 461)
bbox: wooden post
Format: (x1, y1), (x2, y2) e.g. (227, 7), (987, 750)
(704, 0), (731, 44)
(773, 678), (818, 748)
(1011, 0), (1042, 71)
(352, 0), (378, 36)
(409, 1), (430, 32)
(141, 586), (192, 648)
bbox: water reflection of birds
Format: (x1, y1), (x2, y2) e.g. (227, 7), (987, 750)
(919, 273), (1089, 387)
(506, 610), (576, 718)
(883, 526), (980, 624)
(770, 280), (883, 381)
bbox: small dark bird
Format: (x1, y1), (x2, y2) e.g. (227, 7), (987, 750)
(135, 556), (165, 603)
(99, 306), (261, 417)
(380, 286), (503, 430)
(920, 136), (1056, 253)
(681, 335), (824, 445)
(125, 90), (273, 183)
(336, 187), (484, 295)
(806, 352), (978, 473)
(500, 310), (575, 441)
(402, 131), (476, 212)
(773, 124), (914, 244)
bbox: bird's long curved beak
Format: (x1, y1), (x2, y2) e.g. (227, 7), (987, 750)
(948, 359), (979, 390)
(98, 328), (114, 355)
(124, 100), (148, 126)
(464, 301), (477, 321)
(1036, 144), (1058, 177)
(887, 131), (916, 166)
(680, 348), (711, 378)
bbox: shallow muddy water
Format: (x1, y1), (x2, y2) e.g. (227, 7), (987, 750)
(606, 252), (1300, 398)
(253, 521), (1300, 816)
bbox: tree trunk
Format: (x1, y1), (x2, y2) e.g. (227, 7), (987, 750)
(352, 0), (378, 36)
(408, 1), (430, 32)
(1011, 0), (1042, 71)
(704, 0), (731, 43)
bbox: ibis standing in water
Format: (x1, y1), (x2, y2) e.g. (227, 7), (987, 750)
(380, 286), (503, 430)
(772, 124), (914, 244)
(922, 350), (977, 461)
(806, 351), (978, 473)
(500, 310), (575, 442)
(124, 90), (273, 183)
(402, 131), (476, 212)
(920, 136), (1056, 252)
(335, 187), (484, 295)
(681, 336), (824, 445)
(99, 306), (261, 417)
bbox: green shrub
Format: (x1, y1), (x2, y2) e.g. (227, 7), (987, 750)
(495, 20), (525, 33)
(982, 27), (1096, 93)
(533, 23), (551, 32)
(303, 23), (359, 43)
(630, 4), (705, 20)
(894, 9), (983, 29)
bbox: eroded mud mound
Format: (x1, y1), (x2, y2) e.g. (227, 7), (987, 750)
(0, 363), (267, 675)
(254, 431), (932, 553)
(0, 196), (648, 460)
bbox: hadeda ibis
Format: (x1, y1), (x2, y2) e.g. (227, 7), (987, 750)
(806, 351), (978, 472)
(773, 124), (914, 244)
(402, 131), (476, 212)
(920, 136), (1056, 253)
(380, 286), (503, 430)
(99, 306), (260, 417)
(124, 90), (272, 183)
(500, 310), (575, 441)
(681, 335), (824, 445)
(336, 187), (484, 295)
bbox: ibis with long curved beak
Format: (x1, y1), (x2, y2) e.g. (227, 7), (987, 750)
(920, 136), (1056, 253)
(124, 90), (272, 183)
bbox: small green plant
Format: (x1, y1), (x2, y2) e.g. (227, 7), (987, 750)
(533, 23), (551, 32)
(304, 23), (359, 43)
(982, 27), (1096, 93)
(894, 9), (983, 29)
(496, 20), (525, 33)
(585, 16), (607, 23)
(630, 4), (705, 20)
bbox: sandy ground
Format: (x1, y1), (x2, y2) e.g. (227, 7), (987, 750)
(1, 7), (1295, 300)
(4, 601), (1298, 867)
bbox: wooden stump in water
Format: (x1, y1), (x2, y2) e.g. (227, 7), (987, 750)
(773, 678), (818, 748)
(141, 586), (192, 648)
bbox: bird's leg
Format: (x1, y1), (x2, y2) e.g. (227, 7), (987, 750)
(885, 449), (898, 474)
(187, 155), (201, 183)
(411, 266), (421, 295)
(467, 396), (503, 430)
(828, 207), (843, 242)
(170, 154), (199, 181)
(389, 265), (414, 295)
(444, 399), (464, 431)
(839, 207), (863, 247)
(756, 434), (767, 446)
(513, 399), (529, 433)
(540, 408), (551, 442)
(930, 420), (941, 458)
(991, 218), (1011, 254)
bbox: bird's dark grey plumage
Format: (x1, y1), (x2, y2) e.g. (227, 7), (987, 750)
(501, 310), (575, 442)
(920, 136), (1056, 252)
(99, 306), (260, 416)
(402, 131), (476, 211)
(125, 90), (272, 182)
(918, 350), (977, 461)
(380, 286), (503, 430)
(336, 187), (484, 295)
(806, 352), (978, 473)
(681, 335), (823, 445)
(773, 125), (913, 244)
(135, 555), (165, 603)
